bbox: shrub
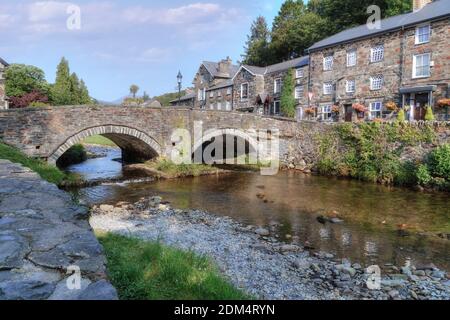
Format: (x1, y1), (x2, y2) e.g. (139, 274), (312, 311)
(395, 161), (418, 186)
(9, 90), (49, 108)
(56, 144), (87, 167)
(427, 144), (450, 179)
(397, 109), (406, 122)
(424, 106), (435, 121)
(416, 164), (432, 186)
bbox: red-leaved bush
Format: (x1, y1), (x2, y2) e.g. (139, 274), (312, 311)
(9, 91), (49, 108)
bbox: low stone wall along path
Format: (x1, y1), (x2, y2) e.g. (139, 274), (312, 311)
(0, 160), (117, 300)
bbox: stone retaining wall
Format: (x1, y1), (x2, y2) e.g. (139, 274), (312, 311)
(0, 160), (117, 300)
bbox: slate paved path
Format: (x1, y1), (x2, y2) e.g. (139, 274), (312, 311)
(0, 160), (117, 300)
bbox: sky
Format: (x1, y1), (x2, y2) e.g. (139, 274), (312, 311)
(0, 0), (286, 101)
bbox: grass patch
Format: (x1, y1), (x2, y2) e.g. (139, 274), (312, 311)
(0, 141), (80, 185)
(83, 135), (117, 147)
(98, 233), (250, 300)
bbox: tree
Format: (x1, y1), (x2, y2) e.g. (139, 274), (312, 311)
(9, 91), (49, 109)
(130, 85), (139, 98)
(242, 16), (271, 66)
(143, 91), (150, 102)
(51, 57), (73, 105)
(78, 79), (91, 104)
(5, 64), (49, 98)
(70, 72), (82, 104)
(280, 69), (296, 118)
(270, 0), (306, 61)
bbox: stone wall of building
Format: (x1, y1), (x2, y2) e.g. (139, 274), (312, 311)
(233, 68), (259, 111)
(0, 61), (7, 110)
(206, 85), (233, 111)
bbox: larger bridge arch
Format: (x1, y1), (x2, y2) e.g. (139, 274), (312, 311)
(48, 125), (162, 165)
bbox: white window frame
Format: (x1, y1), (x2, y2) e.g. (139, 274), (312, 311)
(319, 105), (332, 121)
(413, 53), (431, 78)
(370, 75), (384, 90)
(323, 55), (334, 71)
(323, 82), (333, 95)
(209, 91), (214, 98)
(415, 24), (431, 44)
(217, 101), (222, 110)
(295, 68), (304, 78)
(218, 90), (222, 97)
(347, 49), (357, 67)
(226, 87), (232, 95)
(272, 100), (281, 115)
(346, 80), (355, 93)
(274, 78), (282, 94)
(369, 101), (383, 119)
(370, 45), (384, 63)
(240, 83), (249, 100)
(225, 101), (231, 111)
(209, 103), (214, 110)
(295, 86), (304, 99)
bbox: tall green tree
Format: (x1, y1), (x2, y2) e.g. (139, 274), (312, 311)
(242, 16), (271, 66)
(70, 72), (82, 104)
(79, 79), (91, 104)
(130, 84), (139, 98)
(5, 64), (50, 98)
(270, 0), (306, 61)
(280, 69), (296, 118)
(51, 57), (73, 105)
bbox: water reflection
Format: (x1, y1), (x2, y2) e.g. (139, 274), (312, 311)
(68, 147), (450, 271)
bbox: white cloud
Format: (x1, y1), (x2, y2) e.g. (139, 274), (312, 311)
(28, 1), (73, 22)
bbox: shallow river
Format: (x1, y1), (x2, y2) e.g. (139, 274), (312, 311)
(66, 147), (450, 271)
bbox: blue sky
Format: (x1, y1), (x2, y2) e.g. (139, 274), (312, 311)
(0, 0), (286, 101)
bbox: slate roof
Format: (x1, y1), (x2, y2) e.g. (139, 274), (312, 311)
(202, 61), (240, 79)
(308, 0), (450, 52)
(207, 79), (234, 91)
(170, 92), (195, 104)
(0, 57), (9, 67)
(240, 56), (310, 77)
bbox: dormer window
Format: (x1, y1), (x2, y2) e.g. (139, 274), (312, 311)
(323, 55), (333, 71)
(370, 45), (384, 63)
(415, 25), (431, 44)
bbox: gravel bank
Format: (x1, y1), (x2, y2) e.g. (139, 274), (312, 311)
(90, 197), (450, 300)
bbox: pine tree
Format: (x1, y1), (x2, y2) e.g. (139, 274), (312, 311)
(280, 69), (296, 118)
(51, 57), (73, 105)
(79, 79), (91, 104)
(242, 16), (271, 66)
(70, 72), (82, 105)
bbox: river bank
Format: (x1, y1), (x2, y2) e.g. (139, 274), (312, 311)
(90, 197), (450, 300)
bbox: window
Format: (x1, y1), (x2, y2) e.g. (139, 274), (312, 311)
(209, 91), (214, 98)
(217, 102), (222, 110)
(198, 90), (203, 101)
(226, 101), (231, 111)
(241, 83), (249, 100)
(347, 50), (357, 67)
(273, 100), (280, 115)
(323, 55), (334, 71)
(370, 45), (384, 63)
(323, 82), (333, 95)
(346, 80), (355, 93)
(226, 87), (232, 95)
(218, 91), (222, 97)
(319, 105), (332, 121)
(274, 78), (282, 94)
(413, 53), (431, 78)
(370, 75), (384, 90)
(209, 103), (213, 110)
(416, 25), (430, 44)
(295, 86), (304, 99)
(370, 101), (383, 119)
(296, 68), (304, 78)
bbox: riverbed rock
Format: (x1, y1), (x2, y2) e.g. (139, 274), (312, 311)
(280, 244), (301, 253)
(99, 204), (114, 212)
(255, 228), (270, 236)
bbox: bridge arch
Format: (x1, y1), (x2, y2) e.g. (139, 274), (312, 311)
(48, 125), (162, 165)
(192, 128), (260, 164)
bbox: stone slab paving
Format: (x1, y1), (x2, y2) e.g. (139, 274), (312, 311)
(0, 160), (117, 300)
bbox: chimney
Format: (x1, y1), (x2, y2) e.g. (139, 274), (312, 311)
(217, 57), (232, 78)
(413, 0), (432, 12)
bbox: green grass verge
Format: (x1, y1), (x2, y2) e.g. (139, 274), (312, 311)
(83, 135), (117, 147)
(0, 142), (79, 185)
(98, 233), (250, 300)
(145, 158), (219, 178)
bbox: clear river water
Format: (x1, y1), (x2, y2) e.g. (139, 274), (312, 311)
(66, 147), (450, 271)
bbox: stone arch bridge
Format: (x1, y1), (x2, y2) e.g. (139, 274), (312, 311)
(0, 106), (327, 166)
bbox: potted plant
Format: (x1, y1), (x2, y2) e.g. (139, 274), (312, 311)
(352, 103), (367, 119)
(385, 101), (399, 112)
(437, 98), (450, 121)
(331, 105), (340, 122)
(304, 107), (315, 120)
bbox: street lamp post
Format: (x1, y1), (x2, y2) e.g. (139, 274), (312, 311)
(177, 71), (183, 105)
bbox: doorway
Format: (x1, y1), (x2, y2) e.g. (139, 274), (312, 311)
(344, 104), (353, 122)
(414, 93), (429, 121)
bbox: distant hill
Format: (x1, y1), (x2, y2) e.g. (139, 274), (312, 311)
(152, 90), (186, 107)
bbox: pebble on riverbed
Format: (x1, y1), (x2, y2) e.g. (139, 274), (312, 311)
(89, 196), (450, 301)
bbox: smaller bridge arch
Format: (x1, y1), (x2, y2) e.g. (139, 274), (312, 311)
(48, 125), (162, 165)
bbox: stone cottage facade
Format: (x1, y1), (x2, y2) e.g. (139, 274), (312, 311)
(0, 58), (9, 110)
(232, 56), (309, 116)
(306, 0), (450, 121)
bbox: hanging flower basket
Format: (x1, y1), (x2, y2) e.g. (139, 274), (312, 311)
(385, 101), (399, 112)
(304, 107), (315, 115)
(437, 99), (450, 108)
(352, 103), (367, 113)
(331, 105), (340, 114)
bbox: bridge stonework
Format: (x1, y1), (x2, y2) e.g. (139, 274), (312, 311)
(0, 106), (329, 167)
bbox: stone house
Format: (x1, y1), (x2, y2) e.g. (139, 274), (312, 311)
(0, 57), (9, 110)
(232, 56), (309, 116)
(306, 0), (450, 121)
